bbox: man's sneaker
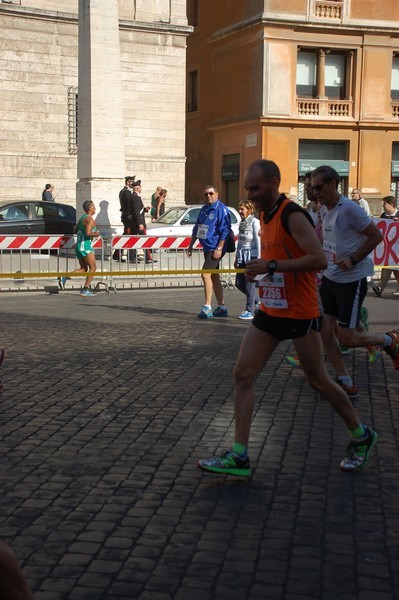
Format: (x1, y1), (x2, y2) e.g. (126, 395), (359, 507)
(0, 348), (4, 369)
(336, 378), (359, 401)
(393, 287), (399, 295)
(239, 310), (253, 320)
(339, 345), (351, 355)
(340, 426), (378, 472)
(80, 288), (96, 297)
(372, 285), (382, 297)
(213, 306), (228, 317)
(367, 345), (383, 364)
(360, 305), (369, 330)
(384, 329), (399, 369)
(285, 355), (302, 369)
(197, 449), (251, 476)
(197, 306), (213, 319)
(58, 276), (70, 290)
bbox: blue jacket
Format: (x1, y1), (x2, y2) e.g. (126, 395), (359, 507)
(192, 200), (232, 252)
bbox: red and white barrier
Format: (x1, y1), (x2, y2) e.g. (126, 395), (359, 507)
(0, 221), (399, 267)
(0, 235), (103, 250)
(111, 235), (202, 250)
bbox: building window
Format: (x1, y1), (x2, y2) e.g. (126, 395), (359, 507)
(187, 0), (198, 27)
(67, 86), (78, 155)
(391, 55), (399, 101)
(297, 49), (353, 100)
(187, 70), (198, 113)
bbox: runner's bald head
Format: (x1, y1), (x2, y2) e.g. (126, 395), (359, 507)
(247, 159), (281, 184)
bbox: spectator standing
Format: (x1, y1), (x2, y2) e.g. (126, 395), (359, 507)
(186, 185), (232, 319)
(113, 175), (135, 262)
(156, 188), (168, 219)
(351, 188), (371, 216)
(42, 183), (54, 202)
(128, 180), (156, 264)
(197, 159), (377, 476)
(372, 195), (399, 296)
(234, 200), (260, 320)
(151, 186), (162, 222)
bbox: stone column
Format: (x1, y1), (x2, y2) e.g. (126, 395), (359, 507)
(77, 0), (126, 239)
(317, 49), (327, 99)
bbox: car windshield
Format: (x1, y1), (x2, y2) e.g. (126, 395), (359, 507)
(155, 207), (187, 225)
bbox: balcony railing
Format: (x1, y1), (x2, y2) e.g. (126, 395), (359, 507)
(297, 98), (352, 118)
(314, 1), (343, 20)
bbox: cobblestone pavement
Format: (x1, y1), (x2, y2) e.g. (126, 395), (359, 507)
(0, 286), (398, 600)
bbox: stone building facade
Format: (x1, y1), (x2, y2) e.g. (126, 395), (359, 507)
(186, 0), (399, 213)
(0, 0), (190, 208)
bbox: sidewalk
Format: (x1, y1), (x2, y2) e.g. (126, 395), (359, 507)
(0, 287), (398, 600)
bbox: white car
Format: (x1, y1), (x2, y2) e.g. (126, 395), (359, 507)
(147, 204), (240, 237)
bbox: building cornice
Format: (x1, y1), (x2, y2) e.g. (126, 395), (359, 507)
(209, 11), (399, 43)
(207, 116), (399, 132)
(0, 4), (192, 36)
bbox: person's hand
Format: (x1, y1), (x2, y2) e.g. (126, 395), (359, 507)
(336, 258), (352, 271)
(212, 248), (223, 260)
(139, 224), (145, 232)
(245, 258), (268, 281)
(186, 247), (192, 258)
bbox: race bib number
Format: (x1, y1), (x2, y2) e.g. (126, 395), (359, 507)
(323, 240), (336, 266)
(259, 273), (288, 309)
(197, 224), (208, 239)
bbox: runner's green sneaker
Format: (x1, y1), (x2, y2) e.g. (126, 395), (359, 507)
(285, 355), (302, 369)
(340, 426), (378, 472)
(197, 449), (251, 476)
(360, 305), (369, 330)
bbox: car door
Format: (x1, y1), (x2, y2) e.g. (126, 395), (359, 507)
(0, 203), (41, 235)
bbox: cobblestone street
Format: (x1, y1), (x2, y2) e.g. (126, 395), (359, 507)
(1, 287), (398, 600)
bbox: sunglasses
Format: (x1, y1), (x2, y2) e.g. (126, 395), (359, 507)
(204, 191), (215, 196)
(311, 181), (330, 192)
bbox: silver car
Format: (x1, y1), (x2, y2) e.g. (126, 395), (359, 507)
(147, 204), (240, 237)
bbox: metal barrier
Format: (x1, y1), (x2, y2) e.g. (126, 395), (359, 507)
(2, 220), (398, 292)
(0, 234), (237, 291)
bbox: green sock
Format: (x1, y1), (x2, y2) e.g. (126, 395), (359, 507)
(233, 441), (247, 456)
(350, 424), (366, 439)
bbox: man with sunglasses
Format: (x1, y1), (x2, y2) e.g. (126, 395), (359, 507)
(312, 166), (399, 394)
(186, 185), (232, 318)
(197, 159), (378, 476)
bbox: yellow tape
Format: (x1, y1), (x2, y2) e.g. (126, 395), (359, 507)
(0, 269), (246, 280)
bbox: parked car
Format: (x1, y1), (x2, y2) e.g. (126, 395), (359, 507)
(147, 204), (240, 237)
(0, 201), (76, 235)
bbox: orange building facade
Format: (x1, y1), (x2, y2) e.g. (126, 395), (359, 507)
(186, 0), (399, 213)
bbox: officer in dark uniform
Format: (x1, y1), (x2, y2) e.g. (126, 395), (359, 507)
(128, 180), (156, 263)
(113, 175), (135, 261)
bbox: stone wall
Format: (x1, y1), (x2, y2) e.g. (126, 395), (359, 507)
(0, 0), (190, 208)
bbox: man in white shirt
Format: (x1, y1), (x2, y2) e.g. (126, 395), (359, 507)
(351, 188), (371, 216)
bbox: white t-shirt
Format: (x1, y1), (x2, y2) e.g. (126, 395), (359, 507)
(320, 196), (374, 283)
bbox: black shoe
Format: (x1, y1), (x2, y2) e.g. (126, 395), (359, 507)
(145, 259), (158, 264)
(372, 285), (382, 297)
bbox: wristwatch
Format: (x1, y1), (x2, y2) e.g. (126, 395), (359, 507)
(267, 260), (277, 277)
(349, 255), (358, 266)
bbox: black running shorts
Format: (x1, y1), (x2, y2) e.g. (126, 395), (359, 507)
(252, 310), (322, 341)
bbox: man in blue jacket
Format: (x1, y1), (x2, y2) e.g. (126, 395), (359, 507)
(186, 185), (232, 318)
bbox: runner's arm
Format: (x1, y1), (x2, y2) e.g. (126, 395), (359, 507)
(246, 212), (327, 275)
